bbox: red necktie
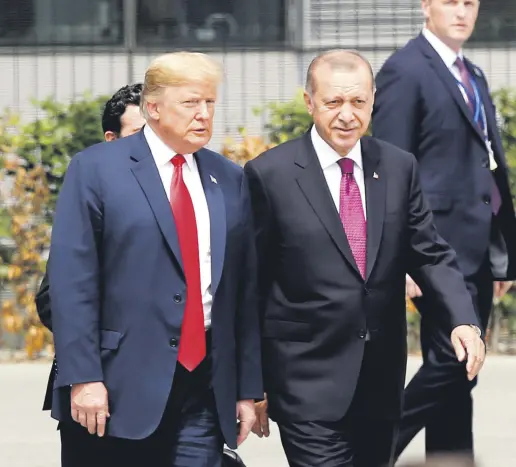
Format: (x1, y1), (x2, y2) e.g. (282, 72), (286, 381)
(338, 158), (367, 279)
(170, 154), (206, 371)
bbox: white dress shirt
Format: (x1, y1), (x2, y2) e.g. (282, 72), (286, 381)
(143, 124), (213, 329)
(422, 28), (470, 105)
(422, 28), (495, 169)
(310, 125), (367, 219)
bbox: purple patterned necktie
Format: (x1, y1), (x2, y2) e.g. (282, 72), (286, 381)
(455, 57), (502, 215)
(338, 158), (367, 279)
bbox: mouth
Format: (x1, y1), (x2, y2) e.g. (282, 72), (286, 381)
(334, 127), (356, 133)
(192, 129), (207, 134)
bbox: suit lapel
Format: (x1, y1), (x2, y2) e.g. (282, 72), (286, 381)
(470, 62), (507, 169)
(195, 150), (226, 297)
(417, 34), (485, 145)
(295, 132), (362, 279)
(130, 131), (184, 275)
(362, 137), (385, 280)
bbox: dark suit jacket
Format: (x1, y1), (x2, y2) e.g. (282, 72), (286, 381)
(372, 33), (516, 280)
(244, 132), (479, 423)
(35, 273), (51, 330)
(47, 130), (263, 448)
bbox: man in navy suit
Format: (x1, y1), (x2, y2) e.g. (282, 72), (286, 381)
(47, 52), (262, 467)
(36, 83), (145, 333)
(373, 0), (516, 460)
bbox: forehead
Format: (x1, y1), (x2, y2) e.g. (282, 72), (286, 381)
(314, 64), (373, 95)
(166, 81), (218, 97)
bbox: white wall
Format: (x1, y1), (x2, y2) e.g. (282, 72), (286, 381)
(0, 48), (515, 151)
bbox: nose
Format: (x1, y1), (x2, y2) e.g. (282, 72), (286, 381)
(456, 2), (466, 18)
(197, 101), (210, 120)
(338, 103), (355, 123)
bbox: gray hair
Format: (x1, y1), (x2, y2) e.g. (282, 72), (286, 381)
(305, 49), (375, 95)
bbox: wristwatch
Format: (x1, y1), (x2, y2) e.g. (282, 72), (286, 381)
(469, 325), (482, 337)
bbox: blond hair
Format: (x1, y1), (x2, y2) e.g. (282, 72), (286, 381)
(141, 52), (222, 120)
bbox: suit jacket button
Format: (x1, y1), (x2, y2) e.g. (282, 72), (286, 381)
(169, 338), (178, 347)
(363, 287), (370, 295)
(173, 294), (182, 303)
(358, 329), (367, 339)
(483, 196), (490, 205)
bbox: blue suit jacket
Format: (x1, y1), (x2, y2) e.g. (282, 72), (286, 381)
(373, 34), (516, 279)
(47, 129), (263, 448)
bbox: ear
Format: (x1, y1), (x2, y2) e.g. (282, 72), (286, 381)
(421, 0), (431, 21)
(146, 101), (160, 121)
(304, 90), (314, 116)
(104, 131), (117, 142)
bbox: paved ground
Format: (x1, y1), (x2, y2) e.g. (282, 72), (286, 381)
(1, 356), (516, 467)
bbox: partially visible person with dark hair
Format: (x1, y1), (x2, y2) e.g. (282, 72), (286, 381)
(36, 83), (145, 334)
(102, 83), (144, 141)
(35, 83), (145, 412)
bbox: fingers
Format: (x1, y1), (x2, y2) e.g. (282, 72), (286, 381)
(251, 409), (270, 438)
(96, 411), (108, 437)
(86, 412), (97, 435)
(452, 333), (466, 363)
(405, 276), (422, 299)
(237, 418), (254, 446)
(465, 339), (485, 381)
(78, 410), (88, 429)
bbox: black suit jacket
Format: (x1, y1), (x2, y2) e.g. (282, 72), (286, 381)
(372, 33), (516, 280)
(244, 132), (479, 423)
(35, 272), (51, 330)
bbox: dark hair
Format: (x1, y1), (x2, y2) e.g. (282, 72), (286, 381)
(101, 83), (143, 134)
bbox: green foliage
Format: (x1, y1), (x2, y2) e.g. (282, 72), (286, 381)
(493, 88), (516, 195)
(254, 89), (312, 144)
(2, 92), (109, 218)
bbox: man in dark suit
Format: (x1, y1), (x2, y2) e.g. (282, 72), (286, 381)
(36, 83), (145, 332)
(245, 49), (485, 467)
(47, 52), (262, 467)
(372, 0), (516, 460)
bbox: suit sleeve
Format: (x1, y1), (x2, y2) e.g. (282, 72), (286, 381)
(35, 271), (52, 331)
(243, 162), (275, 331)
(235, 172), (264, 401)
(372, 63), (420, 155)
(406, 156), (481, 331)
(48, 154), (104, 388)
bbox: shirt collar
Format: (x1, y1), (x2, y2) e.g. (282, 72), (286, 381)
(310, 125), (363, 171)
(422, 28), (463, 69)
(143, 124), (195, 170)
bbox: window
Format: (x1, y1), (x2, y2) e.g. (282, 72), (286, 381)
(136, 0), (286, 48)
(470, 1), (516, 44)
(0, 0), (124, 45)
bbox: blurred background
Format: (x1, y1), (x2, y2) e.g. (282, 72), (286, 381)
(1, 0), (515, 359)
(1, 2), (516, 466)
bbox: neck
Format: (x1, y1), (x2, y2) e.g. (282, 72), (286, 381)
(425, 26), (463, 53)
(147, 121), (181, 154)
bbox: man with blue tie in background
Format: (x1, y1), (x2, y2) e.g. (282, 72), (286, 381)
(373, 0), (516, 461)
(47, 52), (262, 467)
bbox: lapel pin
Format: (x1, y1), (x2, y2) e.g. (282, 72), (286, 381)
(373, 172), (379, 179)
(473, 67), (482, 77)
(210, 175), (217, 184)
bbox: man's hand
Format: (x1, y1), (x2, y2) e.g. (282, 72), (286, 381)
(494, 281), (513, 301)
(451, 325), (485, 381)
(236, 399), (256, 446)
(405, 274), (422, 299)
(71, 382), (110, 437)
(251, 395), (269, 438)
